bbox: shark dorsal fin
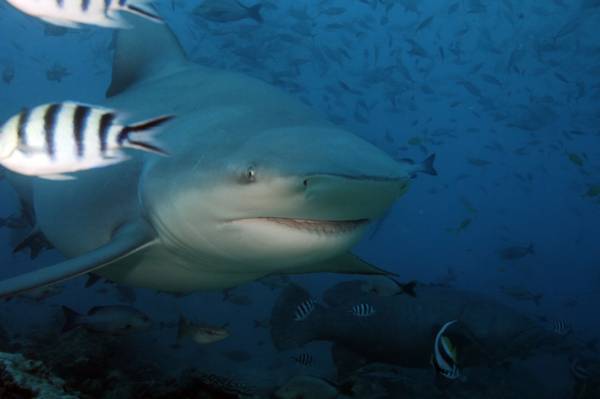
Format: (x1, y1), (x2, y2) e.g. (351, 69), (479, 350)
(106, 15), (188, 98)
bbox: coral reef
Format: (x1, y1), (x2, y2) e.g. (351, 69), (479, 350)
(0, 351), (78, 398)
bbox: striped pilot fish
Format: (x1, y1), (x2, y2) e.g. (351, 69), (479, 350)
(551, 319), (572, 336)
(6, 0), (163, 29)
(350, 303), (376, 317)
(293, 298), (316, 321)
(431, 320), (462, 380)
(0, 102), (174, 180)
(292, 353), (313, 367)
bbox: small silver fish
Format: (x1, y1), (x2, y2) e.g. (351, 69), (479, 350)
(193, 0), (263, 24)
(6, 0), (163, 29)
(176, 315), (229, 345)
(293, 298), (315, 321)
(0, 102), (173, 180)
(61, 305), (151, 334)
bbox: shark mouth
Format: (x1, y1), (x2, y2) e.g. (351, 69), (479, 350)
(233, 218), (370, 234)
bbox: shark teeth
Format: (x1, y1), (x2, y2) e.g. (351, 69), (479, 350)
(242, 218), (370, 234)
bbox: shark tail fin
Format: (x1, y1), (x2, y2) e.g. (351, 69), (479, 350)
(421, 153), (437, 176)
(61, 306), (81, 333)
(270, 284), (320, 350)
(246, 4), (263, 23)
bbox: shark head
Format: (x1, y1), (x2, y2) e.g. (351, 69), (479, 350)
(140, 121), (410, 273)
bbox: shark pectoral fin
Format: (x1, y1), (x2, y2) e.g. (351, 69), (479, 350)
(291, 253), (397, 276)
(0, 221), (157, 298)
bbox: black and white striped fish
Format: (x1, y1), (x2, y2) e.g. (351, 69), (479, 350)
(350, 303), (375, 317)
(0, 102), (173, 180)
(292, 353), (313, 366)
(6, 0), (163, 29)
(293, 298), (315, 321)
(431, 320), (461, 380)
(551, 320), (572, 336)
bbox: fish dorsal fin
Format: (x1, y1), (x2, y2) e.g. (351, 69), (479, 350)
(87, 306), (102, 315)
(106, 14), (189, 98)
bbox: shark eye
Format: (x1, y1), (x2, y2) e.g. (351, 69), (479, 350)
(245, 166), (256, 183)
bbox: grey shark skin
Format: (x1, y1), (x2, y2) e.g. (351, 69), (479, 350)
(0, 16), (425, 297)
(270, 281), (570, 371)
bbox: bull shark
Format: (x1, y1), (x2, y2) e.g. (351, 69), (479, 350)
(0, 15), (436, 297)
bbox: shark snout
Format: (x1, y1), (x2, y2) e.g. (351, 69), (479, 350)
(300, 173), (410, 220)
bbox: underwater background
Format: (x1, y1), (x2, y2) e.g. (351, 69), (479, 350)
(0, 0), (599, 398)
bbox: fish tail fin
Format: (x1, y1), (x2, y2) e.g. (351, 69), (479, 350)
(270, 284), (319, 350)
(246, 4), (263, 23)
(61, 306), (81, 333)
(176, 314), (188, 343)
(421, 153), (438, 176)
(400, 280), (418, 298)
(84, 274), (102, 288)
(528, 243), (535, 255)
(125, 2), (164, 24)
(122, 115), (175, 135)
(119, 115), (174, 156)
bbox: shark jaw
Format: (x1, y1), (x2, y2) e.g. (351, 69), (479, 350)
(227, 217), (370, 235)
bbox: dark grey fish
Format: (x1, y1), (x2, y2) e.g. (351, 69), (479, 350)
(2, 65), (15, 84)
(193, 0), (263, 23)
(61, 305), (152, 334)
(13, 230), (54, 260)
(270, 282), (568, 373)
(498, 243), (534, 260)
(398, 154), (437, 178)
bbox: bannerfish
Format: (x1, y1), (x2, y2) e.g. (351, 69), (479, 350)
(570, 357), (593, 382)
(0, 102), (173, 180)
(6, 0), (163, 29)
(176, 315), (229, 345)
(193, 0), (263, 24)
(431, 320), (461, 380)
(61, 305), (152, 334)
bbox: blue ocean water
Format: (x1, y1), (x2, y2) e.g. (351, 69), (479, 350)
(0, 1), (599, 398)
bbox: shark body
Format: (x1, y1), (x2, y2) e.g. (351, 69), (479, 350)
(0, 16), (429, 296)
